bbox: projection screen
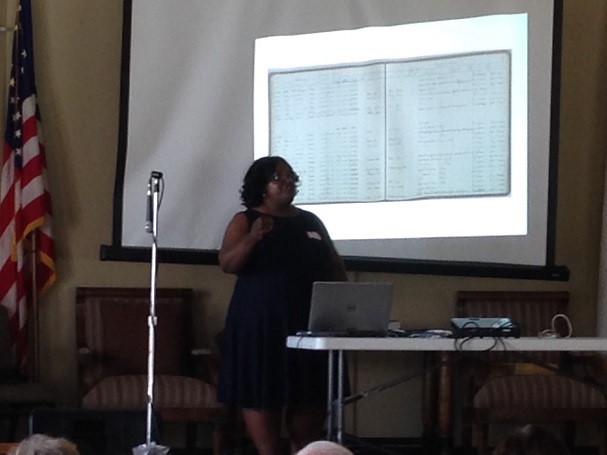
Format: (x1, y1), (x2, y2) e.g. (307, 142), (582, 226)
(101, 0), (568, 280)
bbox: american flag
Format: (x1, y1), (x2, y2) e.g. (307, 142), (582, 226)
(0, 0), (56, 371)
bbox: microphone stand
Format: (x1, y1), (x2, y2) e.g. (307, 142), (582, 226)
(133, 171), (169, 455)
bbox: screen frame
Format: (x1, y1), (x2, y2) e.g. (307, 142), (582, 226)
(100, 0), (568, 281)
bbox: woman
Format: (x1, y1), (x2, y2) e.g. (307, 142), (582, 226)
(218, 156), (347, 455)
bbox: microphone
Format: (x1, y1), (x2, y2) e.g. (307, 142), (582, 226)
(145, 178), (153, 233)
(145, 171), (163, 233)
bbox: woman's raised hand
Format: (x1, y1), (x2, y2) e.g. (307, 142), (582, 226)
(250, 216), (273, 242)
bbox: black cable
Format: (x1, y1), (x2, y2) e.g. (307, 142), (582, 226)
(340, 348), (464, 406)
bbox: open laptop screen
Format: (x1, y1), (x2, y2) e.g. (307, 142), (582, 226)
(306, 281), (393, 335)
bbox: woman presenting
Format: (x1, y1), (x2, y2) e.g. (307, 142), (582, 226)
(218, 156), (347, 455)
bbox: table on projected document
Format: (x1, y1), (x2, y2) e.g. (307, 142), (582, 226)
(286, 336), (607, 451)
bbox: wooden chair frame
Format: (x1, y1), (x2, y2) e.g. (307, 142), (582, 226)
(75, 287), (226, 454)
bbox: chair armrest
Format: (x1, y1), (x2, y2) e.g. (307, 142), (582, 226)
(76, 347), (101, 394)
(77, 347), (93, 371)
(458, 355), (495, 390)
(561, 352), (607, 385)
(191, 348), (220, 387)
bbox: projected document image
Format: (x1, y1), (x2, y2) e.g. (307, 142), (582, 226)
(270, 51), (511, 204)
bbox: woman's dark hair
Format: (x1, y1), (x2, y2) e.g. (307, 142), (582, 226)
(240, 156), (295, 208)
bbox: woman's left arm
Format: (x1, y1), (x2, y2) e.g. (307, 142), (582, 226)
(314, 214), (348, 281)
(328, 246), (348, 281)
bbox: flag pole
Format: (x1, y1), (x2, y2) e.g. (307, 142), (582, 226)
(30, 233), (39, 380)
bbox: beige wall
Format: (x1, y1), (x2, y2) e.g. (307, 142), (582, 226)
(1, 0), (606, 439)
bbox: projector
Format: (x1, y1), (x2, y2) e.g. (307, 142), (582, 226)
(450, 317), (520, 339)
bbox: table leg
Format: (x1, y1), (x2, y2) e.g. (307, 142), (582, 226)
(421, 352), (438, 451)
(327, 350), (335, 441)
(337, 350), (345, 444)
(438, 351), (452, 454)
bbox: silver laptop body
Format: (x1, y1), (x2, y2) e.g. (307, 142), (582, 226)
(306, 281), (393, 335)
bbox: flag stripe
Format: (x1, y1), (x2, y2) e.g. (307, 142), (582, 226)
(21, 146), (44, 187)
(0, 183), (15, 234)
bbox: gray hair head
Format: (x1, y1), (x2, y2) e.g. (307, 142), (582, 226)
(296, 440), (354, 455)
(8, 434), (80, 455)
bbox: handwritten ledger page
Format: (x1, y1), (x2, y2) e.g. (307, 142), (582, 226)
(269, 51), (511, 204)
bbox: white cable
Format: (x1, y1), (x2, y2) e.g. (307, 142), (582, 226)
(553, 313), (573, 337)
(538, 313), (573, 338)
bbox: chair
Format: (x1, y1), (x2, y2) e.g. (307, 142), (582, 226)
(455, 291), (607, 455)
(75, 287), (226, 454)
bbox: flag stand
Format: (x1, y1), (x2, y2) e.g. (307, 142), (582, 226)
(132, 171), (168, 455)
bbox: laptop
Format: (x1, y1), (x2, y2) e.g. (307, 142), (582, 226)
(302, 281), (393, 337)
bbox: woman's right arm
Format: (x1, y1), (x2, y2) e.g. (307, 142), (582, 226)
(218, 212), (273, 274)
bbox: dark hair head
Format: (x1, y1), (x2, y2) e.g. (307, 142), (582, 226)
(240, 156), (296, 208)
(493, 424), (570, 455)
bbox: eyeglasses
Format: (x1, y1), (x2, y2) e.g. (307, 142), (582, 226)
(271, 172), (299, 184)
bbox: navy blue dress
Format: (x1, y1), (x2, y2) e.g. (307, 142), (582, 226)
(218, 208), (334, 409)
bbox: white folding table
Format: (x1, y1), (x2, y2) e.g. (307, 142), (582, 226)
(287, 336), (607, 450)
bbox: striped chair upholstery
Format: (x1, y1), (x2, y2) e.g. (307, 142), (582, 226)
(82, 375), (219, 409)
(473, 374), (607, 410)
(456, 291), (607, 455)
(76, 287), (226, 454)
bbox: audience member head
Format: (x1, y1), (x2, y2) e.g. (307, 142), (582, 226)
(8, 433), (80, 455)
(493, 424), (570, 455)
(296, 440), (354, 455)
